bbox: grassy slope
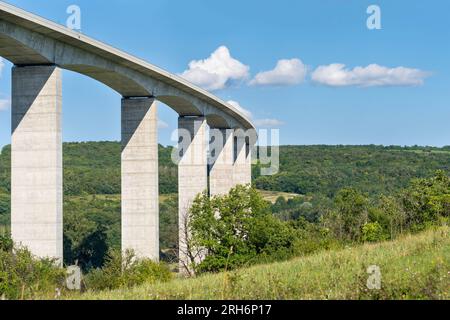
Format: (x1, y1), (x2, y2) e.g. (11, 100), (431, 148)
(76, 226), (450, 300)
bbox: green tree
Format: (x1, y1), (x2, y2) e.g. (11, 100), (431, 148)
(400, 170), (450, 231)
(188, 185), (295, 273)
(324, 188), (369, 242)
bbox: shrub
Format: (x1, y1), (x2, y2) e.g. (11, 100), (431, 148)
(323, 188), (369, 242)
(362, 222), (385, 243)
(0, 233), (13, 252)
(85, 249), (172, 291)
(188, 185), (299, 274)
(291, 218), (342, 256)
(401, 171), (450, 231)
(0, 244), (65, 300)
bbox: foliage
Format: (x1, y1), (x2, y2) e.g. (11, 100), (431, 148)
(290, 218), (342, 256)
(0, 236), (66, 300)
(362, 222), (385, 243)
(76, 226), (450, 300)
(1, 142), (450, 275)
(399, 170), (450, 231)
(160, 195), (178, 251)
(84, 249), (172, 291)
(0, 142), (177, 198)
(0, 233), (13, 252)
(271, 195), (330, 223)
(63, 195), (120, 270)
(62, 194), (178, 269)
(254, 145), (450, 198)
(323, 188), (369, 242)
(188, 185), (298, 273)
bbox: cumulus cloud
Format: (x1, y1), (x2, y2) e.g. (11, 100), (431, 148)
(311, 63), (430, 87)
(0, 99), (10, 111)
(180, 46), (250, 91)
(253, 118), (284, 127)
(227, 100), (252, 119)
(227, 100), (284, 128)
(250, 58), (307, 86)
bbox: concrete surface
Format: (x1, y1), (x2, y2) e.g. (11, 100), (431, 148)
(209, 128), (235, 196)
(11, 65), (63, 262)
(121, 97), (159, 260)
(178, 117), (208, 272)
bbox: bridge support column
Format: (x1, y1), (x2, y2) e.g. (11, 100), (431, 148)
(178, 116), (207, 274)
(209, 128), (234, 196)
(233, 130), (252, 186)
(11, 65), (63, 262)
(121, 97), (159, 260)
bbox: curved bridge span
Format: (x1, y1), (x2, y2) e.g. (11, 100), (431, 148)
(0, 2), (254, 269)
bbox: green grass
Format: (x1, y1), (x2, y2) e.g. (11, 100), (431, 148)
(74, 226), (450, 300)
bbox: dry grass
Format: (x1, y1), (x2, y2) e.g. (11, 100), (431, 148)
(73, 226), (449, 300)
(257, 190), (303, 204)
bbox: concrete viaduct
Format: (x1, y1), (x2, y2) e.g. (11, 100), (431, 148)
(0, 2), (254, 266)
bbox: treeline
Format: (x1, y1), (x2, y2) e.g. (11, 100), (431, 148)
(2, 143), (450, 199)
(254, 145), (450, 197)
(186, 172), (450, 274)
(0, 142), (178, 197)
(1, 142), (450, 270)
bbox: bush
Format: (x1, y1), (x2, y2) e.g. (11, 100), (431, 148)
(401, 171), (450, 231)
(188, 185), (299, 274)
(85, 249), (172, 291)
(323, 188), (369, 242)
(362, 222), (385, 243)
(0, 233), (13, 252)
(0, 244), (65, 300)
(291, 218), (342, 256)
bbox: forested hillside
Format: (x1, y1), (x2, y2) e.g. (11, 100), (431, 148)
(1, 142), (449, 268)
(2, 142), (450, 198)
(254, 145), (450, 197)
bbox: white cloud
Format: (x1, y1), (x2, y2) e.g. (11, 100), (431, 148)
(250, 58), (307, 86)
(0, 99), (10, 111)
(253, 118), (285, 127)
(311, 63), (430, 87)
(158, 119), (169, 129)
(227, 100), (252, 119)
(0, 58), (4, 76)
(180, 46), (250, 91)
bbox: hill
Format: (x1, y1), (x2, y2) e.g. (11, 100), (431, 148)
(1, 142), (450, 267)
(2, 142), (450, 199)
(75, 226), (450, 300)
(254, 145), (450, 197)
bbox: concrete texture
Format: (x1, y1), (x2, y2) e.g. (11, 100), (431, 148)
(233, 130), (252, 186)
(178, 117), (208, 272)
(11, 65), (63, 262)
(121, 98), (159, 260)
(209, 128), (235, 196)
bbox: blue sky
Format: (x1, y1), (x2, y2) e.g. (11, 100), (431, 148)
(1, 0), (450, 148)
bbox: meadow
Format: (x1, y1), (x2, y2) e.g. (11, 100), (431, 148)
(75, 226), (449, 300)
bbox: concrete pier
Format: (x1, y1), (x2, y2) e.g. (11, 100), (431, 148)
(11, 65), (63, 262)
(209, 128), (234, 196)
(233, 130), (252, 186)
(178, 117), (208, 272)
(121, 97), (159, 260)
